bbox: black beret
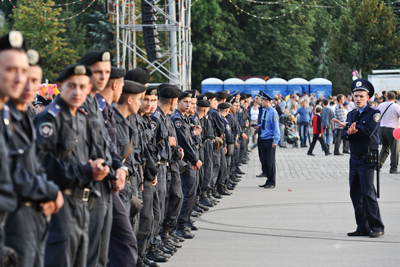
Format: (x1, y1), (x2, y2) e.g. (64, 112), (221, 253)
(78, 50), (112, 66)
(0, 31), (26, 53)
(351, 79), (374, 99)
(197, 100), (210, 108)
(240, 92), (247, 101)
(216, 91), (228, 99)
(110, 66), (126, 79)
(27, 49), (43, 67)
(145, 87), (159, 96)
(204, 92), (217, 99)
(178, 90), (196, 100)
(56, 64), (92, 82)
(33, 95), (50, 106)
(197, 94), (208, 101)
(125, 68), (151, 85)
(159, 84), (182, 98)
(122, 80), (147, 94)
(226, 96), (240, 104)
(218, 102), (232, 109)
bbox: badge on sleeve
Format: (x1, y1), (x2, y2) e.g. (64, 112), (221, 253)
(274, 116), (278, 121)
(175, 121), (182, 128)
(373, 113), (381, 122)
(39, 122), (54, 138)
(151, 121), (157, 130)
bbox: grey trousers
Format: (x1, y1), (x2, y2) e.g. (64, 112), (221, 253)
(379, 127), (399, 172)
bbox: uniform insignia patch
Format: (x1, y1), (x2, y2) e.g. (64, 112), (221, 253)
(39, 122), (54, 138)
(373, 113), (381, 122)
(274, 116), (277, 121)
(98, 98), (106, 111)
(151, 121), (157, 130)
(77, 107), (87, 115)
(102, 52), (111, 61)
(153, 110), (161, 119)
(175, 121), (182, 128)
(175, 112), (180, 118)
(48, 103), (61, 117)
(223, 117), (228, 123)
(227, 125), (230, 131)
(356, 81), (362, 87)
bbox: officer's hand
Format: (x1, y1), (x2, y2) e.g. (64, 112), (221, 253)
(89, 159), (110, 181)
(318, 134), (322, 138)
(272, 143), (278, 148)
(195, 160), (203, 170)
(242, 133), (248, 140)
(348, 122), (358, 135)
(332, 118), (346, 128)
(193, 128), (201, 136)
(112, 168), (127, 192)
(169, 136), (177, 147)
(245, 122), (249, 127)
(40, 201), (56, 217)
(54, 191), (64, 213)
(178, 147), (184, 159)
(223, 147), (227, 154)
(151, 176), (158, 186)
(253, 125), (259, 129)
(235, 142), (239, 148)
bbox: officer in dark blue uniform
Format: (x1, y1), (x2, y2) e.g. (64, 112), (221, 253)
(258, 91), (280, 189)
(337, 79), (385, 238)
(255, 90), (267, 177)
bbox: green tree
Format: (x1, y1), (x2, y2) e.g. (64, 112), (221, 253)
(2, 0), (78, 81)
(330, 0), (400, 76)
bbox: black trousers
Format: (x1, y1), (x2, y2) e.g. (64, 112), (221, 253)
(163, 162), (183, 229)
(379, 127), (399, 172)
(334, 129), (342, 154)
(261, 139), (276, 186)
(178, 165), (197, 224)
(308, 134), (329, 155)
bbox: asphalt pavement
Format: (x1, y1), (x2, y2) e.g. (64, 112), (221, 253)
(163, 145), (400, 267)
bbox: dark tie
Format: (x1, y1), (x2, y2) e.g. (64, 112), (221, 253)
(355, 110), (359, 122)
(262, 110), (266, 130)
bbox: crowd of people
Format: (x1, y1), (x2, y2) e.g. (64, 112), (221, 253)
(0, 30), (256, 267)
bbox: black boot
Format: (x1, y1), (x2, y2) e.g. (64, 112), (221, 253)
(175, 223), (195, 239)
(146, 245), (169, 262)
(217, 184), (232, 195)
(193, 204), (204, 213)
(143, 257), (160, 267)
(170, 231), (185, 242)
(236, 167), (245, 174)
(199, 190), (214, 207)
(213, 189), (223, 199)
(207, 189), (219, 204)
(137, 256), (150, 267)
(185, 221), (199, 231)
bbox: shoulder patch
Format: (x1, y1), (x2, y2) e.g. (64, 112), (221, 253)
(373, 113), (381, 122)
(274, 115), (278, 122)
(153, 110), (161, 119)
(370, 105), (378, 110)
(98, 97), (106, 111)
(77, 107), (87, 115)
(223, 117), (228, 123)
(175, 121), (182, 128)
(151, 121), (157, 130)
(47, 103), (61, 118)
(3, 104), (10, 126)
(39, 122), (54, 138)
(175, 111), (180, 119)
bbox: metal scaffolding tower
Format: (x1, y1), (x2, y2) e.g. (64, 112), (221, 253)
(110, 0), (192, 90)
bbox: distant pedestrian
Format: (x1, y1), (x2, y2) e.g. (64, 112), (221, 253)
(321, 100), (334, 149)
(333, 94), (346, 155)
(294, 101), (312, 147)
(378, 92), (400, 174)
(307, 106), (330, 156)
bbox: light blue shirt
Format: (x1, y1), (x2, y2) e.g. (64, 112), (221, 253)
(258, 106), (281, 144)
(357, 104), (367, 115)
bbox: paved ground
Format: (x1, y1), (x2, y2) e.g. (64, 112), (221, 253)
(163, 145), (400, 267)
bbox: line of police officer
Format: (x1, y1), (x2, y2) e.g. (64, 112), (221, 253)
(0, 30), (260, 267)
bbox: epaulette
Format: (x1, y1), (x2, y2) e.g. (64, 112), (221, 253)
(137, 113), (140, 118)
(98, 97), (107, 111)
(3, 104), (10, 126)
(175, 111), (180, 119)
(77, 107), (87, 115)
(47, 102), (61, 118)
(223, 117), (228, 123)
(369, 105), (378, 110)
(152, 110), (161, 120)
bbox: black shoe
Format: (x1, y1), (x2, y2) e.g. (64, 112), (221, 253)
(193, 205), (204, 213)
(227, 184), (235, 191)
(196, 202), (210, 211)
(325, 153), (331, 156)
(160, 241), (177, 253)
(146, 245), (169, 262)
(236, 168), (245, 175)
(264, 185), (275, 189)
(199, 190), (214, 207)
(307, 153), (315, 156)
(234, 173), (242, 178)
(137, 257), (150, 267)
(334, 153), (343, 156)
(170, 231), (185, 242)
(241, 160), (248, 165)
(343, 151), (350, 154)
(256, 173), (267, 177)
(259, 183), (268, 188)
(185, 221), (198, 231)
(347, 230), (369, 236)
(175, 224), (195, 239)
(369, 231), (384, 238)
(164, 236), (182, 248)
(390, 170), (400, 174)
(279, 145), (287, 148)
(231, 177), (241, 183)
(213, 190), (223, 199)
(207, 189), (219, 203)
(217, 185), (232, 195)
(157, 243), (175, 256)
(143, 257), (160, 267)
(191, 210), (201, 217)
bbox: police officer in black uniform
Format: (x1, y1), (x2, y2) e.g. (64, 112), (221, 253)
(35, 64), (109, 266)
(78, 51), (128, 267)
(335, 79), (385, 238)
(5, 49), (64, 267)
(172, 90), (203, 239)
(33, 95), (50, 115)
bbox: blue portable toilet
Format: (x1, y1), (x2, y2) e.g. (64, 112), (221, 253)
(309, 78), (332, 99)
(288, 78), (309, 96)
(245, 78), (266, 97)
(223, 78), (245, 94)
(201, 78), (223, 93)
(266, 78), (288, 97)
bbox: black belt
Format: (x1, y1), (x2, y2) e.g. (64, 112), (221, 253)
(126, 175), (133, 183)
(204, 137), (215, 141)
(0, 212), (7, 225)
(156, 160), (169, 167)
(21, 201), (41, 211)
(354, 155), (367, 160)
(63, 188), (91, 202)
